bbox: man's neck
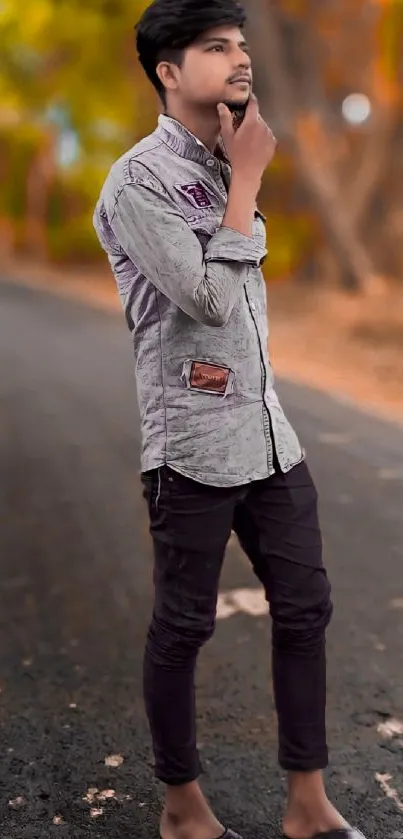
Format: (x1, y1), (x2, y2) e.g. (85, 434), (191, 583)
(163, 104), (221, 153)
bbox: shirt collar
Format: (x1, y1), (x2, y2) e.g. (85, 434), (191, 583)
(156, 114), (230, 171)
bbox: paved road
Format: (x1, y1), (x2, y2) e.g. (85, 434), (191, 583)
(1, 280), (403, 839)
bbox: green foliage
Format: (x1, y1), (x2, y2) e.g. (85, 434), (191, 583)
(48, 215), (103, 263)
(0, 123), (44, 219)
(263, 213), (317, 281)
(379, 1), (403, 86)
(0, 0), (151, 259)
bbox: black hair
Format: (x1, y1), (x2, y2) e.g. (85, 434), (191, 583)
(135, 0), (247, 101)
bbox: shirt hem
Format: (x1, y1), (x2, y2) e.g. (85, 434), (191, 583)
(140, 452), (305, 488)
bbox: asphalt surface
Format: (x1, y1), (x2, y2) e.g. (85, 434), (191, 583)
(1, 279), (403, 839)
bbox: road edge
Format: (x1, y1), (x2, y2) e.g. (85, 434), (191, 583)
(2, 270), (403, 430)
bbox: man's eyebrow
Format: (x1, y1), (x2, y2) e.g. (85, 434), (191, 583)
(200, 36), (249, 48)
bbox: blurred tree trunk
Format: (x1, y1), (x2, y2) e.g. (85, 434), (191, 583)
(24, 131), (56, 260)
(248, 0), (401, 292)
(0, 138), (14, 259)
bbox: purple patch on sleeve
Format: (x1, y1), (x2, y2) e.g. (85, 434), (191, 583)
(175, 181), (214, 209)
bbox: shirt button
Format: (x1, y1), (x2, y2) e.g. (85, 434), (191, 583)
(251, 303), (256, 312)
(206, 159), (215, 167)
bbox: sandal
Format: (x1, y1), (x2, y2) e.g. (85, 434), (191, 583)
(284, 829), (366, 839)
(160, 829), (243, 839)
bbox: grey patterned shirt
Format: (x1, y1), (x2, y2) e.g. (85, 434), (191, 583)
(93, 115), (303, 486)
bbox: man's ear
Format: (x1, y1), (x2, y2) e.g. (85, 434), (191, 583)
(156, 61), (179, 92)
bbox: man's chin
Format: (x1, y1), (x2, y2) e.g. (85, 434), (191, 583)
(222, 95), (250, 114)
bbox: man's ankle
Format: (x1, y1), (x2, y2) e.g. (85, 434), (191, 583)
(161, 783), (223, 839)
(160, 807), (224, 839)
(164, 780), (206, 816)
(284, 796), (347, 839)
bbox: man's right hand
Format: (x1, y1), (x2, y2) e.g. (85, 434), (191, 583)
(217, 94), (277, 192)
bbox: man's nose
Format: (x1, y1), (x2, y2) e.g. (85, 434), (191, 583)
(234, 50), (251, 69)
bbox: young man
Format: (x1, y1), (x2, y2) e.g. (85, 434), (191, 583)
(93, 2), (365, 839)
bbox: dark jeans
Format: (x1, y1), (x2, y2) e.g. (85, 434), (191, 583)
(141, 460), (332, 785)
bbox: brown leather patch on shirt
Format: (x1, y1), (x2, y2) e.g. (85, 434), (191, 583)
(189, 361), (230, 394)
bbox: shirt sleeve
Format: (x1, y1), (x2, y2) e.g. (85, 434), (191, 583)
(107, 179), (267, 327)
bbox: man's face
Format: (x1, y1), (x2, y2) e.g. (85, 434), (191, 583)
(163, 25), (252, 112)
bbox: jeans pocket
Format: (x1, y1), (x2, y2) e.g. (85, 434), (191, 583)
(141, 468), (162, 516)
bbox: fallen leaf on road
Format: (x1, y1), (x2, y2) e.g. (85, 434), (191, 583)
(83, 788), (99, 804)
(390, 598), (403, 610)
(98, 789), (116, 801)
(377, 718), (403, 739)
(375, 773), (403, 812)
(53, 815), (65, 825)
(216, 588), (268, 620)
(378, 468), (403, 480)
(83, 784), (132, 810)
(9, 796), (25, 808)
(104, 753), (124, 767)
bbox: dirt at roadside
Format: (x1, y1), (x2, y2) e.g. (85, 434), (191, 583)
(267, 281), (403, 423)
(3, 258), (403, 424)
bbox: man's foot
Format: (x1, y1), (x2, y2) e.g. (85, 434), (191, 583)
(283, 772), (350, 839)
(283, 796), (349, 839)
(160, 811), (225, 839)
(160, 781), (225, 839)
